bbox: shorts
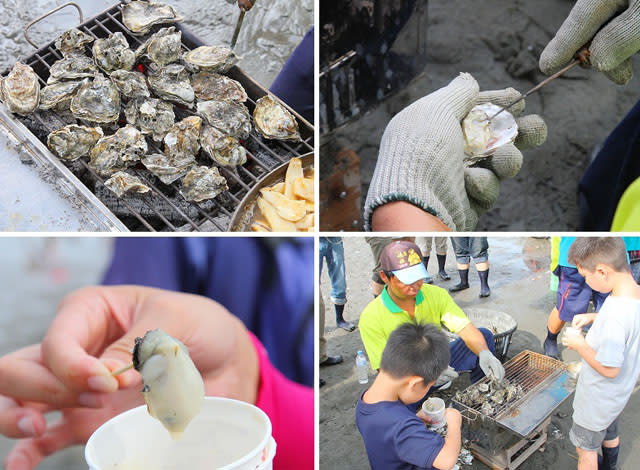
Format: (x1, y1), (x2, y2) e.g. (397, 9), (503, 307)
(451, 237), (488, 264)
(569, 418), (619, 451)
(555, 265), (608, 322)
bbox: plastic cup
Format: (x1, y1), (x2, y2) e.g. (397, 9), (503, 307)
(422, 397), (446, 429)
(561, 326), (582, 346)
(85, 397), (276, 470)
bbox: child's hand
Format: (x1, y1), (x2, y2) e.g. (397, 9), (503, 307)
(572, 313), (596, 329)
(561, 329), (587, 350)
(416, 408), (431, 425)
(444, 408), (462, 429)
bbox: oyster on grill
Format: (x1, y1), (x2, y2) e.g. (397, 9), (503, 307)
(253, 95), (300, 141)
(200, 125), (246, 167)
(70, 73), (121, 123)
(1, 62), (40, 115)
(141, 152), (195, 185)
(180, 166), (228, 202)
(196, 100), (251, 139)
(163, 116), (202, 156)
(183, 46), (238, 73)
(110, 69), (150, 99)
(40, 79), (85, 110)
(136, 27), (182, 65)
(47, 124), (103, 161)
(92, 32), (136, 73)
(454, 377), (524, 415)
(192, 71), (247, 102)
(89, 125), (148, 176)
(147, 63), (194, 107)
(125, 97), (175, 141)
(48, 53), (98, 83)
(104, 171), (151, 197)
(55, 29), (94, 56)
(122, 1), (183, 35)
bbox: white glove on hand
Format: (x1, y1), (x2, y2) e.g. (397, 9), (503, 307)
(540, 0), (640, 84)
(479, 350), (505, 382)
(364, 73), (547, 231)
(434, 366), (459, 387)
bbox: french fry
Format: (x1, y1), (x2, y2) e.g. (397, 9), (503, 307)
(293, 177), (313, 201)
(251, 222), (271, 232)
(271, 182), (285, 194)
(305, 200), (314, 212)
(295, 213), (314, 230)
(284, 157), (303, 199)
(260, 189), (306, 221)
(257, 197), (297, 231)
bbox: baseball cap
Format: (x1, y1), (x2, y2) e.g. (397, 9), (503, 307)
(380, 241), (428, 285)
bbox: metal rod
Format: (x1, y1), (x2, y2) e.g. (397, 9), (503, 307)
(24, 2), (84, 49)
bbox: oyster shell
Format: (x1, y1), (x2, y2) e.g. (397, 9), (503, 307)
(253, 95), (300, 141)
(93, 32), (136, 73)
(47, 124), (103, 161)
(192, 71), (247, 102)
(40, 79), (84, 110)
(196, 100), (251, 139)
(136, 26), (182, 65)
(89, 125), (148, 176)
(48, 53), (98, 83)
(125, 97), (175, 141)
(180, 166), (228, 202)
(55, 29), (94, 56)
(200, 125), (246, 167)
(462, 103), (518, 161)
(141, 152), (195, 184)
(122, 1), (183, 35)
(147, 63), (194, 107)
(183, 46), (238, 73)
(70, 73), (121, 123)
(164, 116), (202, 156)
(110, 69), (150, 99)
(104, 171), (151, 197)
(1, 62), (40, 115)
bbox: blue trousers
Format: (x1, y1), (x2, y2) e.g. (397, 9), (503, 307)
(449, 327), (496, 383)
(319, 237), (347, 305)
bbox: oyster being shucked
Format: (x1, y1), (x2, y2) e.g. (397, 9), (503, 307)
(142, 152), (195, 185)
(93, 32), (136, 73)
(110, 69), (150, 99)
(197, 100), (251, 139)
(180, 166), (228, 202)
(147, 63), (194, 107)
(253, 95), (300, 141)
(1, 62), (40, 115)
(89, 125), (148, 176)
(125, 97), (175, 141)
(104, 171), (151, 197)
(164, 116), (202, 156)
(192, 71), (247, 102)
(40, 79), (84, 110)
(47, 124), (103, 161)
(55, 29), (94, 56)
(136, 26), (182, 65)
(200, 125), (246, 167)
(462, 103), (518, 162)
(183, 46), (238, 73)
(48, 53), (98, 83)
(122, 1), (183, 35)
(70, 73), (121, 123)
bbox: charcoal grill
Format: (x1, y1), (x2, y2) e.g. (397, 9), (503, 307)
(1, 1), (314, 231)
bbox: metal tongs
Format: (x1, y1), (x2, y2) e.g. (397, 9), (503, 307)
(230, 0), (256, 49)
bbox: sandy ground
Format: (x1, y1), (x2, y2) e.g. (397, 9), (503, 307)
(321, 0), (640, 230)
(319, 237), (640, 469)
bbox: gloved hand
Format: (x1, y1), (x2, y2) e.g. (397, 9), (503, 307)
(539, 0), (640, 85)
(364, 73), (547, 231)
(479, 350), (505, 382)
(434, 366), (459, 388)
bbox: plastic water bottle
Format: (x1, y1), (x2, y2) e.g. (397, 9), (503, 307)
(356, 350), (369, 384)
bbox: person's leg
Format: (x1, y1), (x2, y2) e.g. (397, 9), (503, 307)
(319, 293), (343, 366)
(449, 327), (496, 383)
(450, 238), (471, 292)
(434, 237), (450, 280)
(601, 419), (620, 470)
(420, 237), (433, 284)
(577, 447), (599, 470)
(569, 419), (606, 470)
(470, 237), (490, 297)
(324, 238), (354, 331)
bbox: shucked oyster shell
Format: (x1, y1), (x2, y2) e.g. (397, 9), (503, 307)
(141, 152), (195, 185)
(163, 116), (202, 156)
(125, 97), (175, 141)
(70, 73), (121, 123)
(110, 70), (150, 99)
(122, 1), (183, 35)
(192, 72), (247, 102)
(1, 62), (40, 115)
(40, 79), (85, 110)
(104, 171), (151, 197)
(48, 53), (98, 84)
(180, 166), (228, 202)
(89, 125), (148, 176)
(55, 29), (94, 56)
(253, 95), (300, 141)
(196, 100), (251, 139)
(93, 32), (136, 73)
(183, 46), (238, 73)
(462, 103), (518, 162)
(47, 124), (103, 161)
(200, 125), (246, 167)
(147, 63), (194, 107)
(136, 27), (182, 66)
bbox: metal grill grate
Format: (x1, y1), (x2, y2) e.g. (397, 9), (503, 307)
(2, 2), (314, 231)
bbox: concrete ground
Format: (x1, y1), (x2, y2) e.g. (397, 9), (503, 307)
(319, 237), (640, 469)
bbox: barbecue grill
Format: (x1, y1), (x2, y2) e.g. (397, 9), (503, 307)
(0, 1), (314, 231)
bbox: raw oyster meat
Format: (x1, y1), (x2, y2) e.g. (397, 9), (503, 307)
(196, 100), (251, 139)
(89, 125), (148, 176)
(192, 71), (247, 102)
(70, 73), (121, 123)
(253, 95), (300, 141)
(55, 29), (94, 56)
(183, 46), (238, 73)
(147, 63), (194, 107)
(48, 53), (98, 83)
(122, 1), (183, 35)
(136, 27), (182, 65)
(141, 152), (195, 184)
(1, 62), (40, 115)
(40, 79), (84, 110)
(180, 166), (228, 202)
(110, 69), (150, 98)
(92, 32), (136, 73)
(200, 125), (246, 167)
(104, 171), (151, 197)
(462, 103), (518, 161)
(163, 116), (202, 156)
(47, 124), (103, 161)
(125, 97), (175, 141)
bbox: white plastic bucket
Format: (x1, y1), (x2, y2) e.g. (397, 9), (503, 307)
(422, 397), (446, 429)
(85, 396), (276, 470)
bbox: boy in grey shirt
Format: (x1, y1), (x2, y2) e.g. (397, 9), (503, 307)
(562, 237), (640, 470)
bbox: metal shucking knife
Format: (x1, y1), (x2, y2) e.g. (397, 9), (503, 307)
(230, 9), (246, 49)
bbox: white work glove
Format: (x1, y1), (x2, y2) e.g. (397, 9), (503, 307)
(434, 366), (459, 388)
(364, 73), (547, 231)
(479, 350), (505, 382)
(539, 0), (640, 85)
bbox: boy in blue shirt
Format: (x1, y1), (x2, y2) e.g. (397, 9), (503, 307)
(356, 322), (462, 469)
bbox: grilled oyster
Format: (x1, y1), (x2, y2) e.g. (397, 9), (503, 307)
(141, 152), (195, 184)
(180, 166), (228, 202)
(136, 26), (182, 65)
(196, 100), (251, 139)
(122, 1), (183, 35)
(183, 46), (238, 73)
(253, 95), (300, 141)
(55, 29), (94, 56)
(92, 32), (136, 73)
(200, 125), (246, 167)
(70, 73), (120, 123)
(1, 62), (40, 115)
(47, 124), (103, 161)
(164, 116), (201, 156)
(147, 63), (194, 107)
(110, 69), (150, 98)
(125, 97), (175, 141)
(192, 71), (247, 102)
(48, 53), (98, 83)
(40, 79), (84, 110)
(89, 125), (148, 176)
(104, 171), (151, 197)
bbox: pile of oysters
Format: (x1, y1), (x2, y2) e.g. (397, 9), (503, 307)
(454, 377), (524, 417)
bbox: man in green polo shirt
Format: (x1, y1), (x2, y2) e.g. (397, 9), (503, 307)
(359, 240), (504, 385)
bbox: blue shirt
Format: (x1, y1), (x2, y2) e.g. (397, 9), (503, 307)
(558, 237), (577, 268)
(356, 392), (445, 470)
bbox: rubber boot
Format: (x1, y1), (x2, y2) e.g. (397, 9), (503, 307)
(600, 444), (619, 470)
(437, 254), (450, 280)
(335, 304), (355, 332)
(543, 329), (559, 359)
(422, 257), (433, 284)
(449, 269), (469, 292)
(478, 269), (491, 298)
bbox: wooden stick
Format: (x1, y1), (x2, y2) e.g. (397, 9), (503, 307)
(111, 363), (134, 376)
